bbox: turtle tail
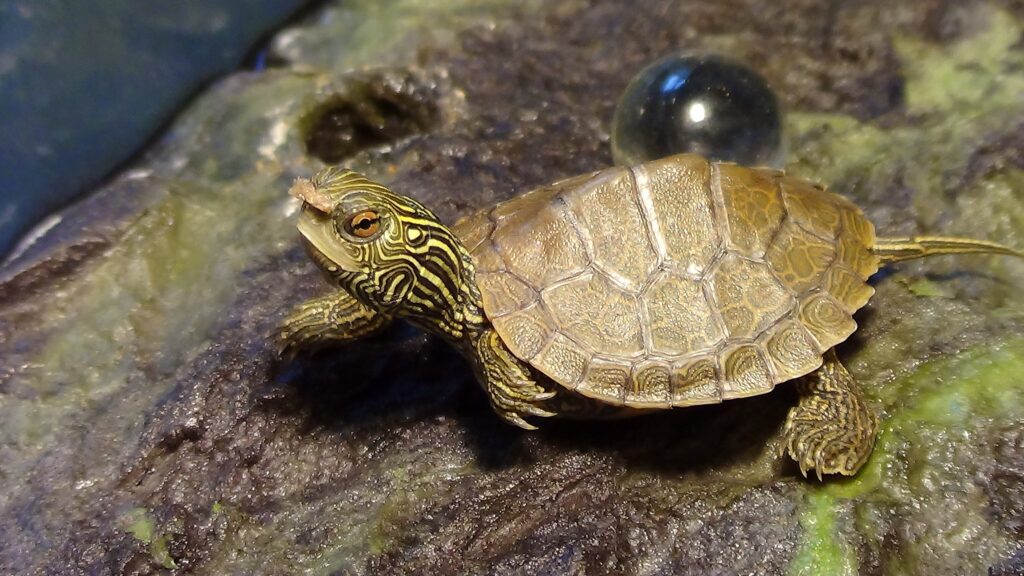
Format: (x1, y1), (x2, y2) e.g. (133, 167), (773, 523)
(872, 236), (1024, 264)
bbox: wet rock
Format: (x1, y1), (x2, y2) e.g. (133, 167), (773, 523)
(0, 1), (1022, 574)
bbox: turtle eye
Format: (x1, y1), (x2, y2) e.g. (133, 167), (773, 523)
(344, 210), (381, 238)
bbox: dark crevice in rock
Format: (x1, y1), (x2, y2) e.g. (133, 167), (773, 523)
(302, 72), (444, 164)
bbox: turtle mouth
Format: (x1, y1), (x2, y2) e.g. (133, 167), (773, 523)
(295, 203), (361, 273)
(290, 175), (337, 254)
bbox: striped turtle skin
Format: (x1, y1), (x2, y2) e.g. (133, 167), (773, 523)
(453, 154), (877, 408)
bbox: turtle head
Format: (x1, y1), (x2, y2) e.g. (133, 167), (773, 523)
(290, 166), (485, 338)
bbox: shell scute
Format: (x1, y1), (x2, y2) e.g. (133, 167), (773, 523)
(781, 177), (842, 240)
(797, 292), (857, 351)
(490, 303), (552, 360)
(629, 361), (672, 407)
(578, 358), (631, 403)
(720, 344), (773, 399)
(766, 219), (837, 292)
(562, 167), (658, 291)
(633, 155), (721, 273)
(642, 272), (724, 355)
(671, 356), (721, 406)
(532, 333), (589, 387)
(542, 273), (645, 357)
(452, 210), (494, 253)
(475, 272), (536, 317)
(837, 229), (879, 280)
(471, 241), (505, 274)
(711, 254), (794, 339)
(761, 319), (824, 381)
(823, 267), (875, 313)
(719, 163), (786, 257)
(493, 198), (589, 288)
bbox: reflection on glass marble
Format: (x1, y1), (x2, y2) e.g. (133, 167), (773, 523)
(612, 53), (783, 168)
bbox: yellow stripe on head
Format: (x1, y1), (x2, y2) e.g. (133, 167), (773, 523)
(294, 167), (488, 343)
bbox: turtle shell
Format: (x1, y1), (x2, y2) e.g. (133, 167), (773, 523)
(451, 154), (881, 408)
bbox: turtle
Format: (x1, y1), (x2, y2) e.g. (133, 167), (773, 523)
(279, 153), (1022, 478)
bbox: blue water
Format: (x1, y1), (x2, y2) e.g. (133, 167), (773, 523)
(0, 1), (312, 258)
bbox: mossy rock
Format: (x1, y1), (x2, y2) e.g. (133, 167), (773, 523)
(0, 1), (1022, 574)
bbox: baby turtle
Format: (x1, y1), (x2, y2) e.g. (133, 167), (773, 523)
(280, 154), (1022, 478)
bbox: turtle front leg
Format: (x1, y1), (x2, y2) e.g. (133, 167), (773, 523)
(277, 292), (391, 358)
(782, 349), (879, 479)
(472, 330), (557, 430)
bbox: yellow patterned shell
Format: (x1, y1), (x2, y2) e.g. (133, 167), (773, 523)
(451, 154), (881, 408)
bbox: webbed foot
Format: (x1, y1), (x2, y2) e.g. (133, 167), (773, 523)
(782, 349), (878, 479)
(474, 330), (556, 429)
(277, 292), (390, 359)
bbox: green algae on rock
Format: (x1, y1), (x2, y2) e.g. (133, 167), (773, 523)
(122, 508), (178, 570)
(781, 9), (1024, 574)
(792, 340), (1024, 575)
(0, 0), (1022, 574)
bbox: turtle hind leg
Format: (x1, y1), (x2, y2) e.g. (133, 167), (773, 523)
(277, 292), (390, 359)
(782, 349), (879, 479)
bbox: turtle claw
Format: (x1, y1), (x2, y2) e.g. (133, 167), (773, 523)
(275, 325), (307, 361)
(500, 411), (539, 431)
(275, 330), (307, 363)
(488, 379), (557, 429)
(475, 329), (559, 429)
(275, 294), (391, 361)
(798, 462), (809, 479)
(520, 401), (557, 419)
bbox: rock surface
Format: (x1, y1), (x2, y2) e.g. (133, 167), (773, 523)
(1, 0), (1023, 574)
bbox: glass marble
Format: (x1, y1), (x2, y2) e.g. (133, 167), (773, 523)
(612, 53), (783, 168)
